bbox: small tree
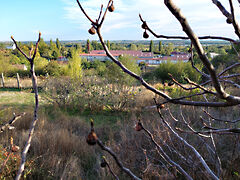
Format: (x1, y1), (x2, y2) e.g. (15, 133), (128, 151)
(67, 51), (82, 80)
(149, 40), (154, 53)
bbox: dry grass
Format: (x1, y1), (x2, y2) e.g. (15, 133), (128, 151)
(0, 77), (46, 88)
(0, 81), (239, 179)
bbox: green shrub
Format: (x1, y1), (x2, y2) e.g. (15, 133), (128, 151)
(43, 61), (62, 76)
(105, 55), (141, 86)
(154, 61), (202, 83)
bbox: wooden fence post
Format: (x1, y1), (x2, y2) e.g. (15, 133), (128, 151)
(16, 73), (21, 89)
(1, 73), (5, 88)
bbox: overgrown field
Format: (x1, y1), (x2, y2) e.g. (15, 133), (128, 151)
(0, 76), (239, 179)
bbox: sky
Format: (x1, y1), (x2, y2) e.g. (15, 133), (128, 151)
(0, 0), (240, 41)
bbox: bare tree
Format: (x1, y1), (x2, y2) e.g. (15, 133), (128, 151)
(77, 0), (240, 179)
(11, 33), (41, 180)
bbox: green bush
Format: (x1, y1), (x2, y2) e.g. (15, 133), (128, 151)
(43, 61), (62, 76)
(154, 61), (202, 83)
(105, 55), (141, 86)
(66, 51), (82, 80)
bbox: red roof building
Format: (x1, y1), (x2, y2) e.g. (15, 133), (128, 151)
(80, 50), (190, 65)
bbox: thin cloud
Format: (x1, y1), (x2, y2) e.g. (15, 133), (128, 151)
(62, 0), (240, 39)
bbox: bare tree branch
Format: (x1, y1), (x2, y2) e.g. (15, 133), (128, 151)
(76, 0), (97, 25)
(101, 156), (119, 180)
(139, 14), (238, 43)
(218, 63), (240, 77)
(164, 0), (240, 105)
(184, 77), (216, 95)
(99, 0), (113, 27)
(202, 96), (222, 177)
(220, 79), (240, 88)
(86, 120), (141, 180)
(154, 99), (219, 180)
(229, 0), (240, 38)
(212, 0), (232, 21)
(203, 126), (240, 134)
(189, 43), (210, 78)
(137, 121), (193, 180)
(203, 110), (240, 123)
(97, 140), (141, 180)
(0, 113), (25, 134)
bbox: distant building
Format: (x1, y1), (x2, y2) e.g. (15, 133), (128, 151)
(6, 44), (16, 50)
(80, 50), (190, 65)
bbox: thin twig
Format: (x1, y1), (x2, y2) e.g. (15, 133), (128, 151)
(203, 109), (240, 123)
(97, 140), (141, 180)
(76, 0), (97, 25)
(229, 0), (240, 38)
(139, 122), (193, 180)
(97, 5), (104, 23)
(218, 63), (240, 77)
(139, 14), (237, 43)
(153, 98), (219, 180)
(99, 0), (113, 27)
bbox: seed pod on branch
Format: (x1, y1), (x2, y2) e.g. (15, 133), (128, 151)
(135, 121), (143, 131)
(86, 119), (98, 145)
(159, 104), (165, 109)
(108, 1), (115, 12)
(226, 18), (232, 24)
(86, 131), (98, 145)
(100, 156), (107, 168)
(143, 30), (149, 39)
(88, 26), (96, 35)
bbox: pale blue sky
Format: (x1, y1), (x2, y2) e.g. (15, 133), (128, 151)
(0, 0), (239, 41)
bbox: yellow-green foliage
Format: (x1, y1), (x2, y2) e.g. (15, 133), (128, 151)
(34, 57), (49, 70)
(106, 55), (141, 85)
(157, 85), (201, 100)
(0, 54), (12, 73)
(155, 61), (202, 83)
(67, 51), (82, 80)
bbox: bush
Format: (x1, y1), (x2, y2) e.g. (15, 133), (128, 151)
(65, 51), (82, 80)
(154, 61), (202, 83)
(105, 55), (141, 86)
(43, 61), (62, 76)
(43, 76), (141, 112)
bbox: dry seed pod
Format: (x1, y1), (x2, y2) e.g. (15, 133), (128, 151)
(159, 104), (165, 109)
(135, 122), (142, 131)
(100, 158), (107, 168)
(226, 18), (232, 24)
(86, 131), (98, 145)
(88, 26), (96, 35)
(108, 2), (115, 12)
(143, 30), (149, 39)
